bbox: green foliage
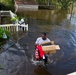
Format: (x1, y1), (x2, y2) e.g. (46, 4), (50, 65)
(22, 17), (27, 21)
(36, 0), (56, 5)
(0, 28), (3, 38)
(56, 0), (73, 9)
(0, 0), (14, 10)
(11, 17), (19, 21)
(4, 30), (10, 37)
(0, 0), (13, 6)
(36, 0), (49, 5)
(0, 28), (10, 39)
(36, 0), (76, 9)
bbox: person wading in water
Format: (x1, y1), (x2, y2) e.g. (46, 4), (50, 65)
(35, 32), (51, 65)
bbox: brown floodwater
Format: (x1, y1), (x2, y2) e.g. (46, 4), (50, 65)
(15, 8), (76, 75)
(1, 8), (76, 75)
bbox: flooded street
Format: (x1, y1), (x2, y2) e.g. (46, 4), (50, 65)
(0, 9), (76, 75)
(16, 9), (76, 75)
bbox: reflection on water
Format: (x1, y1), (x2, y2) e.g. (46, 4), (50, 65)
(17, 10), (69, 25)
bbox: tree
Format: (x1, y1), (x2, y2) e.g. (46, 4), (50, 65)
(36, 0), (76, 9)
(0, 0), (14, 10)
(56, 0), (73, 9)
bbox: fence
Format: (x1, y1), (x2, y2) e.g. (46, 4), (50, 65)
(0, 24), (28, 32)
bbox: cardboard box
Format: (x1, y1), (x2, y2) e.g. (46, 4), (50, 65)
(41, 41), (60, 54)
(44, 50), (56, 54)
(42, 45), (56, 51)
(41, 41), (54, 45)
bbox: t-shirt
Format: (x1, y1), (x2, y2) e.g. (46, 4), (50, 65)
(19, 18), (25, 26)
(35, 37), (50, 44)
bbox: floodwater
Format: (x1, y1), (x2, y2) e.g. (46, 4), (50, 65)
(0, 8), (76, 75)
(16, 8), (76, 75)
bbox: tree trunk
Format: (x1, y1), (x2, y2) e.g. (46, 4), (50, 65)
(48, 0), (50, 6)
(70, 1), (74, 20)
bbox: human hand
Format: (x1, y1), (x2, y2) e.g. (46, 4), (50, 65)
(43, 55), (45, 59)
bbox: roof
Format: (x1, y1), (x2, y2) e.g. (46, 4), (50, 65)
(15, 0), (38, 5)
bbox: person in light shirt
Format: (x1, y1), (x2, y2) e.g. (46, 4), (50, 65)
(35, 32), (51, 46)
(19, 18), (25, 26)
(35, 32), (51, 65)
(19, 18), (25, 31)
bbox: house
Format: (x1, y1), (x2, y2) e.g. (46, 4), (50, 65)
(14, 0), (38, 12)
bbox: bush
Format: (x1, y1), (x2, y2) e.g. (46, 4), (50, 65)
(0, 28), (10, 39)
(11, 17), (19, 21)
(0, 0), (14, 10)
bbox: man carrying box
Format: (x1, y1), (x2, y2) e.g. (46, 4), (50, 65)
(35, 32), (51, 65)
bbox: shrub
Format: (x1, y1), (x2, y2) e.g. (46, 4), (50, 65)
(0, 28), (10, 39)
(0, 0), (14, 10)
(11, 17), (19, 21)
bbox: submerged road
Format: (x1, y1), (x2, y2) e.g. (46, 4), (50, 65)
(0, 9), (76, 75)
(17, 17), (76, 75)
